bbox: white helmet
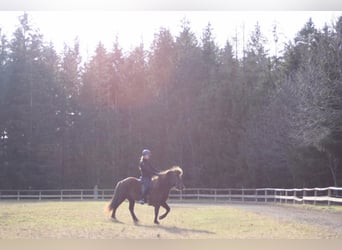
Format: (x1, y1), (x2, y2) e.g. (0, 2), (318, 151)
(142, 149), (152, 156)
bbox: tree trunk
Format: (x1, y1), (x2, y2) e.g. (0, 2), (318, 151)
(327, 152), (338, 187)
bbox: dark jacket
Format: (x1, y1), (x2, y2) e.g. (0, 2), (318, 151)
(139, 158), (159, 178)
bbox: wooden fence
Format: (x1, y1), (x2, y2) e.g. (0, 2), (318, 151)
(0, 187), (341, 205)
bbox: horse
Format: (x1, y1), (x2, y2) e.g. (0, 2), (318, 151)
(106, 166), (184, 224)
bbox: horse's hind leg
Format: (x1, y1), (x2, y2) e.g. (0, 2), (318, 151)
(153, 205), (160, 224)
(159, 202), (170, 220)
(111, 197), (125, 220)
(128, 199), (139, 222)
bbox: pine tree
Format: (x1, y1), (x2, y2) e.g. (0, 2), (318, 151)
(80, 42), (117, 187)
(148, 28), (176, 167)
(57, 39), (83, 187)
(4, 13), (60, 188)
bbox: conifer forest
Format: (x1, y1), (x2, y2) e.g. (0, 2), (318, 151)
(0, 13), (341, 189)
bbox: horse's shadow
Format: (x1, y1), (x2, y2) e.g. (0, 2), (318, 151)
(110, 218), (215, 235)
(133, 221), (215, 235)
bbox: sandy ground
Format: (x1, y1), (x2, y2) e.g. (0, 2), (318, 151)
(0, 201), (341, 239)
(215, 203), (342, 234)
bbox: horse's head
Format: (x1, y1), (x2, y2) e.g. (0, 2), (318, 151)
(166, 166), (184, 191)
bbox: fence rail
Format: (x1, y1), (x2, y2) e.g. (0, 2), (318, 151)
(0, 187), (341, 205)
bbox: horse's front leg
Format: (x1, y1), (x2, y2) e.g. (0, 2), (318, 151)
(154, 205), (160, 224)
(159, 202), (170, 220)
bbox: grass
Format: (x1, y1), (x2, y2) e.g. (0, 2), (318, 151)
(0, 201), (340, 239)
(300, 204), (342, 212)
(275, 202), (342, 214)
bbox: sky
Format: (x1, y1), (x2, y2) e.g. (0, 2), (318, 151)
(1, 11), (342, 59)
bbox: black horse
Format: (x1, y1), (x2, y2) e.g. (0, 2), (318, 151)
(106, 166), (184, 224)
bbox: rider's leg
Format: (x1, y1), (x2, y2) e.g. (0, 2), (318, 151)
(138, 177), (149, 204)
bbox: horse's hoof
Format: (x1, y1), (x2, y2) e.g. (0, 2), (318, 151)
(154, 221), (160, 225)
(111, 217), (117, 222)
(159, 215), (165, 220)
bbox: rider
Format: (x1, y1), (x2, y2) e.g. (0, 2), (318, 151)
(138, 149), (160, 205)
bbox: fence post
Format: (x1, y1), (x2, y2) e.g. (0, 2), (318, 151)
(197, 189), (200, 201)
(17, 191), (20, 201)
(228, 189), (231, 202)
(328, 188), (331, 206)
(102, 190), (105, 200)
(214, 189), (217, 202)
(39, 191), (42, 201)
(61, 190), (63, 201)
(94, 185), (98, 200)
(285, 190), (288, 204)
(242, 189), (245, 202)
(314, 189), (317, 205)
(303, 189), (306, 205)
(255, 189), (257, 202)
(264, 190), (267, 203)
(81, 190), (83, 201)
(293, 190), (296, 204)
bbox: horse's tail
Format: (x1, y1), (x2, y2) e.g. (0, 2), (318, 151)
(105, 180), (122, 214)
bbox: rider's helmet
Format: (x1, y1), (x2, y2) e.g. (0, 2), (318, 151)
(142, 149), (152, 156)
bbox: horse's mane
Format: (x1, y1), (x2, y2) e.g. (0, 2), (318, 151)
(154, 166), (183, 179)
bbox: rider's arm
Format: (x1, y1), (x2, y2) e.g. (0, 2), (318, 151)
(147, 162), (160, 176)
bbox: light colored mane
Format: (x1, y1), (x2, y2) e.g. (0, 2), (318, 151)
(153, 166), (183, 180)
